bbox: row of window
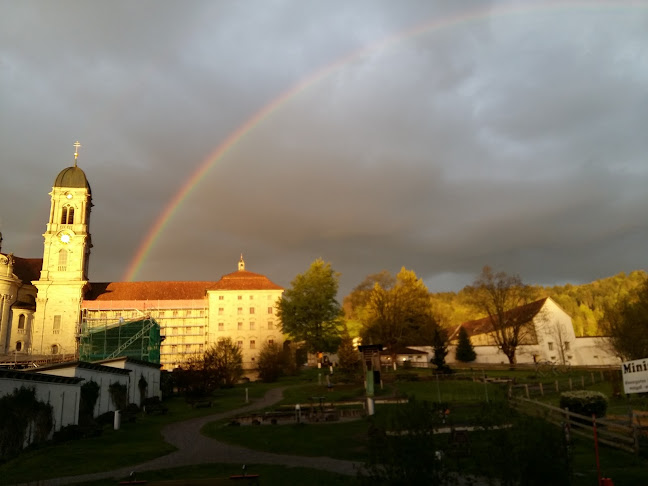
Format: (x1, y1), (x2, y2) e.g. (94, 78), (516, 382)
(163, 339), (274, 354)
(218, 307), (274, 315)
(547, 341), (570, 351)
(218, 321), (274, 331)
(218, 295), (275, 301)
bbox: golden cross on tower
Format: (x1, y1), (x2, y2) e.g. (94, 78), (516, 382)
(73, 141), (81, 166)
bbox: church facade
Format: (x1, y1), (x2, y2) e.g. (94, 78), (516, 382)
(0, 152), (284, 370)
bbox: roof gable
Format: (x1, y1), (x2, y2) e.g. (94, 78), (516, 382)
(208, 270), (283, 291)
(459, 298), (548, 338)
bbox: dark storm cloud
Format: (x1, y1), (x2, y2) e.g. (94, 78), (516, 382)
(1, 0), (646, 296)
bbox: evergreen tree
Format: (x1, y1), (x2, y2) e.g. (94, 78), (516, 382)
(455, 326), (477, 362)
(431, 326), (450, 372)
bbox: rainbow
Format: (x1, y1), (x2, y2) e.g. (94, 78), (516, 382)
(123, 0), (642, 281)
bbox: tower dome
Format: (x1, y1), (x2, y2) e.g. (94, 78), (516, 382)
(53, 166), (91, 193)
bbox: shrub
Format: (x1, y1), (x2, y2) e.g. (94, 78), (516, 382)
(559, 390), (608, 418)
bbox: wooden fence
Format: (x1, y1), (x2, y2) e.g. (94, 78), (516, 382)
(510, 396), (644, 455)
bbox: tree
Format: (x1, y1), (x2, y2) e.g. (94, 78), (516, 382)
(361, 268), (440, 365)
(277, 258), (343, 354)
(257, 342), (286, 382)
(468, 266), (534, 365)
(431, 326), (450, 372)
(337, 325), (362, 380)
(603, 276), (648, 360)
(177, 338), (243, 396)
(455, 326), (477, 362)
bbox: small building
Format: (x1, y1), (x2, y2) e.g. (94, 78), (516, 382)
(27, 361), (131, 416)
(450, 297), (620, 366)
(95, 356), (162, 404)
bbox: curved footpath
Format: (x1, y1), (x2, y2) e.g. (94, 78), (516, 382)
(16, 387), (360, 486)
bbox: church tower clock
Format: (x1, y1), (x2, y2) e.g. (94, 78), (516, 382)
(31, 142), (92, 357)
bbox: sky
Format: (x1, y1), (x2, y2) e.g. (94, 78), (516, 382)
(1, 0), (647, 298)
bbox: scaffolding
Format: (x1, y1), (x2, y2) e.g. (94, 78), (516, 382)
(79, 317), (162, 363)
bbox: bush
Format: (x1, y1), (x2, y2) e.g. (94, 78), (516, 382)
(559, 390), (608, 418)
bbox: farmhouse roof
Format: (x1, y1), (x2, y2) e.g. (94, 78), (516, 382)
(456, 297), (548, 339)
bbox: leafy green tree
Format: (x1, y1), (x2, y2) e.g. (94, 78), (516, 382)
(337, 326), (362, 380)
(177, 338), (243, 396)
(257, 342), (285, 382)
(277, 258), (343, 354)
(603, 276), (648, 360)
(455, 326), (477, 362)
(468, 266), (535, 365)
(361, 268), (439, 365)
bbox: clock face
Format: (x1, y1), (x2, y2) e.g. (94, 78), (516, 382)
(66, 193), (72, 199)
(60, 234), (71, 244)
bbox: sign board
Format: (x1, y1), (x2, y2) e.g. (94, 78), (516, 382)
(621, 358), (648, 394)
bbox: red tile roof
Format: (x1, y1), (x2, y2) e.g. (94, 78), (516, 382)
(85, 281), (217, 301)
(208, 270), (283, 291)
(85, 270), (282, 302)
(12, 256), (42, 283)
(458, 298), (548, 338)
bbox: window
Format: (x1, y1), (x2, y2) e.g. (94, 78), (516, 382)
(171, 345), (177, 353)
(51, 344), (59, 354)
(564, 342), (570, 351)
(219, 308), (224, 315)
(237, 340), (243, 347)
(159, 311), (165, 318)
(267, 321), (274, 330)
(15, 341), (22, 352)
(268, 339), (274, 345)
(18, 315), (26, 332)
(548, 342), (554, 351)
(173, 310), (179, 317)
(249, 295), (254, 300)
(199, 310), (205, 317)
(185, 327), (192, 334)
(185, 345), (191, 353)
(219, 295), (224, 300)
(100, 312), (107, 319)
(237, 307), (243, 315)
(268, 307), (273, 314)
(218, 322), (224, 331)
(58, 249), (67, 271)
(199, 344), (204, 352)
(53, 315), (61, 334)
(238, 295), (242, 300)
(238, 322), (243, 331)
(250, 340), (256, 349)
(249, 322), (255, 331)
(249, 307), (255, 315)
(185, 309), (191, 317)
(60, 205), (74, 224)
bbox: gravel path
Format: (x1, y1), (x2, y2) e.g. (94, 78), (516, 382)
(15, 387), (360, 486)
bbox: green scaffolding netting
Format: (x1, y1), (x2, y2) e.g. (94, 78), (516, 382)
(79, 318), (161, 363)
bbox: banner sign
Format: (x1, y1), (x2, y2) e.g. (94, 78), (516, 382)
(621, 358), (648, 394)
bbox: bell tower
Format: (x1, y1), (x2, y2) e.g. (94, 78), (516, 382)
(31, 142), (92, 357)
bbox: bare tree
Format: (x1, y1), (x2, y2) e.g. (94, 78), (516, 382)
(469, 266), (535, 365)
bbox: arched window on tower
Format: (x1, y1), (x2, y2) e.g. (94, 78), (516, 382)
(60, 205), (74, 224)
(58, 249), (67, 271)
(17, 315), (26, 333)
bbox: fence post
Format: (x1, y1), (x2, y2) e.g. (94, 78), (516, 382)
(555, 380), (559, 392)
(569, 378), (573, 391)
(600, 370), (604, 381)
(539, 382), (544, 396)
(525, 384), (529, 399)
(581, 376), (585, 388)
(591, 372), (595, 384)
(631, 410), (640, 455)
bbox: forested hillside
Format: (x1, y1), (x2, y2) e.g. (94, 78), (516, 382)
(429, 270), (647, 336)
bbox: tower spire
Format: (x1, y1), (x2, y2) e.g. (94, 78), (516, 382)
(238, 254), (245, 271)
(73, 141), (81, 167)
